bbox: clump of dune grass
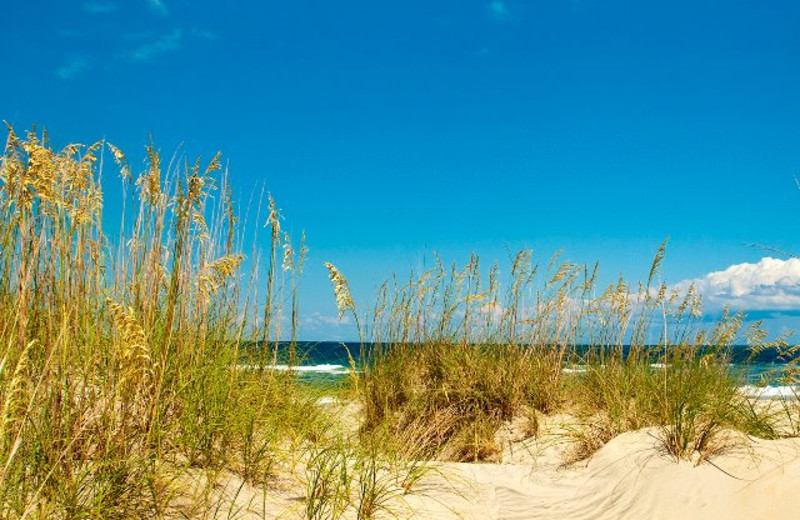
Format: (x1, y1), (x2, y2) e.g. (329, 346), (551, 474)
(326, 242), (781, 464)
(326, 251), (592, 461)
(741, 331), (800, 438)
(300, 423), (438, 520)
(566, 341), (758, 463)
(0, 127), (320, 518)
(564, 243), (778, 462)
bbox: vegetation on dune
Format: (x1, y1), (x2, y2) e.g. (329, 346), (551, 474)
(326, 243), (792, 463)
(0, 127), (440, 520)
(2, 126), (799, 519)
(0, 127), (330, 518)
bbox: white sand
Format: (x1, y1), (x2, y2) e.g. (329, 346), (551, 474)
(406, 428), (800, 520)
(184, 414), (800, 519)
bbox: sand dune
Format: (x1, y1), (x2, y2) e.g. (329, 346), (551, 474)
(409, 427), (800, 520)
(201, 417), (800, 519)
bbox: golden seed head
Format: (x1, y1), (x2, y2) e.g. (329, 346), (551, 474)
(324, 262), (355, 319)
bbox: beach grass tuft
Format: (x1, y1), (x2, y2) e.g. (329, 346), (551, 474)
(326, 241), (786, 463)
(3, 126), (799, 518)
(0, 128), (321, 518)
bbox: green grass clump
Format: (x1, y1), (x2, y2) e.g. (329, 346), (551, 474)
(2, 124), (795, 520)
(363, 341), (560, 461)
(326, 243), (784, 463)
(301, 432), (433, 520)
(0, 128), (318, 518)
(568, 342), (770, 462)
(326, 252), (589, 461)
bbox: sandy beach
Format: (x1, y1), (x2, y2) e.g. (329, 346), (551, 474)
(184, 409), (800, 520)
(7, 2), (800, 517)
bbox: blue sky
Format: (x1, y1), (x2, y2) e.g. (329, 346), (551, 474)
(3, 0), (800, 339)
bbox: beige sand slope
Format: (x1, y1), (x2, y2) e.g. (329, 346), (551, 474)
(195, 419), (800, 519)
(407, 427), (800, 520)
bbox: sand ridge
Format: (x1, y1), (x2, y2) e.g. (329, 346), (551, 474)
(188, 415), (800, 519)
(407, 426), (800, 520)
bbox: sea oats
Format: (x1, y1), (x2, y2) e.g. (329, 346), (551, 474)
(324, 262), (355, 319)
(647, 238), (668, 292)
(140, 143), (162, 204)
(0, 127), (333, 516)
(282, 232), (294, 272)
(106, 298), (152, 395)
(106, 142), (130, 181)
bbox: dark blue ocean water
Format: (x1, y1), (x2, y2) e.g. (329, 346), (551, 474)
(244, 342), (795, 386)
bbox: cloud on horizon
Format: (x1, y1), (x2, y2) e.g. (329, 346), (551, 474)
(675, 257), (800, 312)
(298, 312), (354, 340)
(301, 312), (353, 329)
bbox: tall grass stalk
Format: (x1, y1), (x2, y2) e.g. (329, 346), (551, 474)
(0, 128), (317, 518)
(326, 241), (783, 462)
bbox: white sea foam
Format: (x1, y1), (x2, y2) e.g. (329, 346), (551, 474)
(739, 385), (798, 400)
(238, 363), (349, 374)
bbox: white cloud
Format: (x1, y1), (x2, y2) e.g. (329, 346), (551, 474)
(83, 1), (117, 14)
(55, 55), (93, 80)
(301, 312), (353, 328)
(147, 0), (168, 16)
(126, 29), (183, 61)
(487, 0), (511, 20)
(478, 301), (505, 324)
(675, 257), (800, 311)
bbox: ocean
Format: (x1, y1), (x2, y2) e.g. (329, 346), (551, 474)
(241, 342), (797, 393)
